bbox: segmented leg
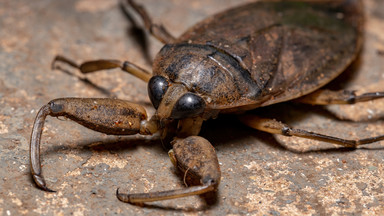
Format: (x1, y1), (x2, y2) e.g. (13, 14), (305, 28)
(126, 0), (176, 44)
(117, 136), (220, 203)
(52, 55), (152, 82)
(239, 115), (384, 148)
(30, 98), (158, 192)
(295, 89), (384, 105)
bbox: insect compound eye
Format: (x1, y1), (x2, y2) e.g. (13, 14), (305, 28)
(148, 76), (169, 109)
(171, 93), (206, 119)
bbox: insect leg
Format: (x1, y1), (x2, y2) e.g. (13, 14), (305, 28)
(295, 89), (384, 105)
(117, 136), (220, 203)
(239, 115), (384, 148)
(52, 55), (151, 82)
(30, 98), (158, 192)
(126, 0), (176, 44)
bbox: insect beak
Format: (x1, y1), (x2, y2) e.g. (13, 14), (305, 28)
(155, 83), (188, 120)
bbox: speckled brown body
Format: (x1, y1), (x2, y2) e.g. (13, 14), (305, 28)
(153, 0), (363, 113)
(29, 0), (384, 206)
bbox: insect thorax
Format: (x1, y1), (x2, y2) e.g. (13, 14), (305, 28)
(153, 43), (261, 110)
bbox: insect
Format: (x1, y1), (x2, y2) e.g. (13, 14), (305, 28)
(30, 0), (384, 204)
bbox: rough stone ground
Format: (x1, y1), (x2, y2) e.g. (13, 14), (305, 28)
(1, 0), (384, 215)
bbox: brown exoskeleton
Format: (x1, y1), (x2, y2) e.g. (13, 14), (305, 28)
(30, 0), (384, 204)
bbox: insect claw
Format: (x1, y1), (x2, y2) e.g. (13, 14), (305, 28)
(116, 184), (216, 203)
(116, 188), (135, 203)
(51, 55), (80, 70)
(32, 174), (56, 192)
(44, 187), (56, 193)
(116, 188), (120, 196)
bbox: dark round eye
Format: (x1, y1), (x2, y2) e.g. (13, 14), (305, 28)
(171, 93), (206, 119)
(148, 76), (169, 109)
